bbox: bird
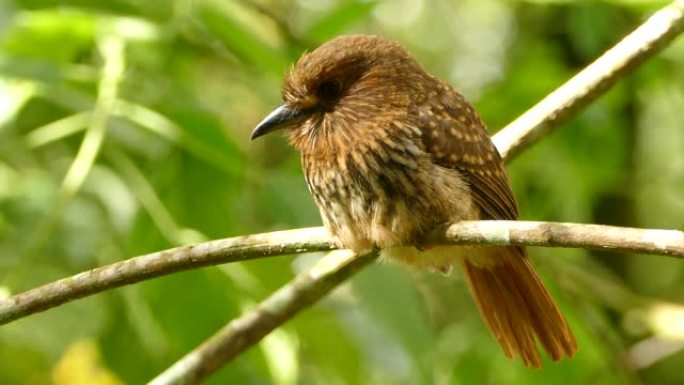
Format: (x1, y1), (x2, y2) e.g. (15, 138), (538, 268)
(251, 34), (577, 368)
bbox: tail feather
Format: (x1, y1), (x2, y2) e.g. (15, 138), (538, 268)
(462, 247), (577, 368)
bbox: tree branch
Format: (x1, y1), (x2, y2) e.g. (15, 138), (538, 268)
(443, 221), (684, 257)
(1, 222), (682, 326)
(0, 227), (334, 325)
(149, 250), (378, 385)
(493, 0), (684, 161)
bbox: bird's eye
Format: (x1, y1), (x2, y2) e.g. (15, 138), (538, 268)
(315, 79), (343, 103)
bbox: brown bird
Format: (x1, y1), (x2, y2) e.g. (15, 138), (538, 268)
(251, 34), (577, 367)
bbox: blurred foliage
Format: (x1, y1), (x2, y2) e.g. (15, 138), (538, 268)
(0, 0), (683, 384)
(52, 339), (123, 385)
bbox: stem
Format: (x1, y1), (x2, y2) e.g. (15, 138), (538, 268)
(493, 0), (684, 161)
(1, 222), (682, 325)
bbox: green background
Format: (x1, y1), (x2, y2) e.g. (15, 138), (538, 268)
(1, 0), (683, 384)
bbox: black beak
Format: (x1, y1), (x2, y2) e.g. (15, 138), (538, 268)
(250, 105), (310, 140)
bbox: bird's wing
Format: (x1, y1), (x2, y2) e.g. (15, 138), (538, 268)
(415, 86), (519, 220)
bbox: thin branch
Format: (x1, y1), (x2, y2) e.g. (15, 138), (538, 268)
(625, 337), (684, 371)
(1, 221), (682, 325)
(493, 0), (684, 161)
(149, 250), (378, 385)
(60, 36), (126, 201)
(0, 227), (334, 325)
(443, 221), (684, 257)
(24, 112), (91, 148)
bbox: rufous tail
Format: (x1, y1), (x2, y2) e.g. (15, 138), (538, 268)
(461, 247), (577, 368)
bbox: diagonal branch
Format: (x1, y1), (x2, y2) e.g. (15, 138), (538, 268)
(148, 250), (378, 385)
(493, 0), (684, 161)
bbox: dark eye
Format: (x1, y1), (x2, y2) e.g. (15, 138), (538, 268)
(316, 79), (343, 103)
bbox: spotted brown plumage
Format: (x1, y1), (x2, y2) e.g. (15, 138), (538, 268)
(251, 34), (577, 367)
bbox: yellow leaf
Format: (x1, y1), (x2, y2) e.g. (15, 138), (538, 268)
(52, 339), (124, 385)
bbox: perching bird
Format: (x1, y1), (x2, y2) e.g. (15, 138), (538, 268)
(251, 34), (577, 367)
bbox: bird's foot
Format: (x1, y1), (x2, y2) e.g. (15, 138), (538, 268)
(428, 263), (453, 276)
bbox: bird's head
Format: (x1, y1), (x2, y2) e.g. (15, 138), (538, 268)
(251, 35), (430, 152)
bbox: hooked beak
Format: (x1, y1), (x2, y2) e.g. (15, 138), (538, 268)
(250, 105), (311, 140)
